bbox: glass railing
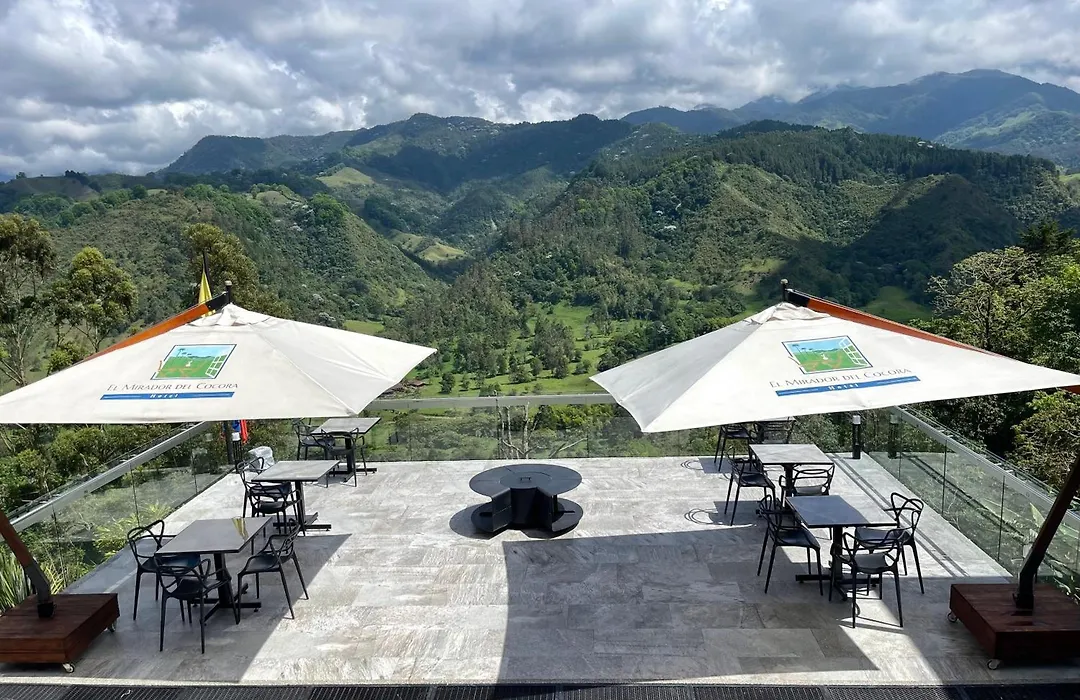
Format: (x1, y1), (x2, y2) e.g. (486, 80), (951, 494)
(5, 394), (1077, 608)
(859, 407), (1080, 584)
(3, 421), (230, 606)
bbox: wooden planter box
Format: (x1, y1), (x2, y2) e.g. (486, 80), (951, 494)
(0, 593), (119, 672)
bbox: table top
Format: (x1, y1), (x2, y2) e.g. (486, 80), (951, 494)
(315, 417), (380, 435)
(470, 463), (582, 497)
(253, 460), (338, 483)
(158, 517), (271, 556)
(786, 495), (895, 529)
(749, 443), (833, 465)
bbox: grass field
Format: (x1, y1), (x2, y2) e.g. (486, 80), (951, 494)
(344, 319), (386, 335)
(392, 232), (466, 263)
(318, 167), (375, 188)
(865, 286), (932, 322)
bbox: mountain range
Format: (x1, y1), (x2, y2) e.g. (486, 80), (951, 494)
(3, 68), (1080, 357)
(624, 70), (1080, 169)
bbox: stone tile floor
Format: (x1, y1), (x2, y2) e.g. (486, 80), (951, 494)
(6, 453), (1080, 686)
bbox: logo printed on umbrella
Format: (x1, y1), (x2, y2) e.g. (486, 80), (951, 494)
(152, 344), (236, 380)
(783, 336), (872, 374)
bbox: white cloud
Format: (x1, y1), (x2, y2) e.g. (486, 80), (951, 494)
(1, 0), (1080, 175)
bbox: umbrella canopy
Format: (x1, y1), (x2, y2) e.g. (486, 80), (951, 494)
(0, 304), (435, 424)
(592, 302), (1080, 433)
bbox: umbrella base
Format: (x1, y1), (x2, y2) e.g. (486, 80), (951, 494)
(949, 582), (1080, 668)
(0, 593), (119, 672)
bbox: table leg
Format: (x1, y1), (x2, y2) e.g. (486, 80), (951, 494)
(292, 479), (331, 531)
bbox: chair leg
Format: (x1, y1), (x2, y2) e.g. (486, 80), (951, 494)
(764, 544), (778, 593)
(757, 531), (770, 576)
(893, 570), (904, 627)
(255, 573), (260, 599)
(158, 594), (168, 652)
(815, 549), (823, 596)
(715, 431), (725, 466)
(850, 568), (858, 628)
(729, 481), (741, 526)
(723, 471), (735, 514)
(909, 540), (925, 594)
(133, 571), (143, 621)
(199, 598), (206, 654)
(293, 557), (308, 598)
(234, 575), (244, 624)
(279, 569), (295, 619)
(900, 546), (908, 575)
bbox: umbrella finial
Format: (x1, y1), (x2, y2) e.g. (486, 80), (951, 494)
(225, 280), (233, 304)
(780, 279), (789, 303)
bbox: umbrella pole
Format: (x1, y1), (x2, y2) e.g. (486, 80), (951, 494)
(0, 508), (52, 617)
(1015, 451), (1080, 610)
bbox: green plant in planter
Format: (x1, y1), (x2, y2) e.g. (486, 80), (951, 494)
(0, 547), (30, 613)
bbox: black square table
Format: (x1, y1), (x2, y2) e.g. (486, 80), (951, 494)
(252, 459), (338, 532)
(157, 517), (272, 618)
(786, 495), (896, 597)
(749, 443), (835, 497)
(313, 417), (380, 479)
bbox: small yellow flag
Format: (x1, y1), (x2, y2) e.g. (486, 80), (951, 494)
(198, 256), (212, 317)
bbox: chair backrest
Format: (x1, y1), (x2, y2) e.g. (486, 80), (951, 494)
(127, 521), (167, 564)
(154, 558), (209, 595)
(236, 455), (264, 483)
(267, 524), (302, 559)
(842, 530), (904, 568)
(293, 419), (313, 439)
(756, 420), (795, 444)
(889, 493), (924, 534)
(759, 493), (799, 533)
(787, 464), (835, 495)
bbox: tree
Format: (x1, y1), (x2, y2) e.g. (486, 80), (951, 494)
(530, 356), (543, 377)
(574, 358), (593, 375)
(49, 247), (137, 352)
(183, 223), (289, 316)
(1020, 220), (1076, 258)
(15, 172), (26, 180)
(0, 214), (55, 386)
(439, 371), (456, 394)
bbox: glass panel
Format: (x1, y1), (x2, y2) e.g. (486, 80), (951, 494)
(893, 420), (945, 510)
(939, 442), (1003, 559)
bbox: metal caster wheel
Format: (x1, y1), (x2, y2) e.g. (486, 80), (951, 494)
(61, 663), (75, 674)
(987, 659), (1001, 670)
(947, 612), (958, 623)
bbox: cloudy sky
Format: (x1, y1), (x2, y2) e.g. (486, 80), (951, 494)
(3, 0), (1080, 176)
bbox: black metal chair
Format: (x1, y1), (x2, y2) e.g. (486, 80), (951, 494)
(757, 494), (823, 595)
(714, 423), (752, 467)
(155, 559), (232, 654)
(234, 525), (308, 620)
(755, 419), (795, 444)
(126, 520), (199, 621)
(856, 493), (925, 594)
(779, 464), (835, 500)
(835, 530), (906, 628)
(293, 419), (333, 460)
(724, 452), (776, 525)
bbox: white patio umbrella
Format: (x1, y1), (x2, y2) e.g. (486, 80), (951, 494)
(0, 303), (436, 424)
(592, 301), (1080, 433)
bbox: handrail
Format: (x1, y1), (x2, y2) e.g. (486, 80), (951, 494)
(10, 421), (215, 532)
(889, 405), (1080, 522)
(367, 393), (618, 410)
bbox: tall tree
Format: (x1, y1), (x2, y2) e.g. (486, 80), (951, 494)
(49, 247), (138, 352)
(183, 223), (289, 316)
(0, 214), (55, 386)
